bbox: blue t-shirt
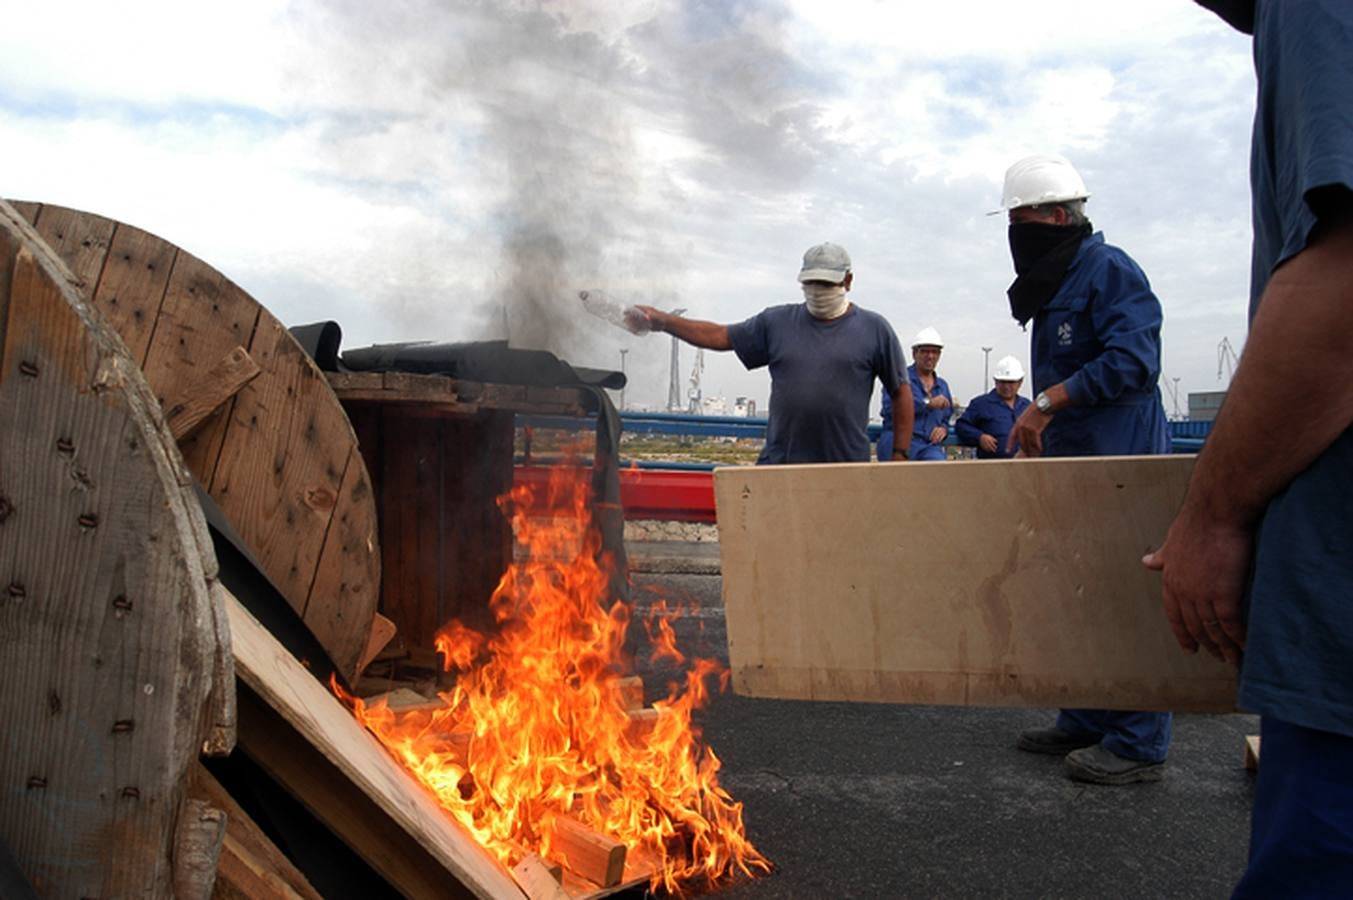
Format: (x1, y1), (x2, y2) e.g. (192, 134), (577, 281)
(1239, 0), (1353, 738)
(1031, 234), (1171, 458)
(956, 389), (1031, 459)
(728, 303), (905, 464)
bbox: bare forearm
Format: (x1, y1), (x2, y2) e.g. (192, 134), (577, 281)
(651, 312), (731, 351)
(891, 385), (912, 455)
(1182, 218), (1353, 526)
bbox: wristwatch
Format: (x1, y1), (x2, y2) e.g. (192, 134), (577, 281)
(1035, 391), (1053, 414)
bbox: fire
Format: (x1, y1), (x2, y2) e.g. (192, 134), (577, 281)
(335, 460), (770, 893)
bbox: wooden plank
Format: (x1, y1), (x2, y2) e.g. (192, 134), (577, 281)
(186, 762), (323, 900)
(87, 220), (178, 367)
(210, 314), (351, 644)
(1244, 735), (1260, 772)
(713, 456), (1238, 711)
(354, 612), (398, 677)
(511, 855), (569, 900)
(7, 200), (40, 223)
(304, 442), (381, 679)
(0, 201), (228, 897)
(162, 345), (262, 440)
(380, 408), (444, 648)
(30, 205), (115, 295)
(225, 593), (521, 899)
(172, 798), (227, 900)
(545, 816), (625, 889)
(610, 675), (644, 711)
(141, 248), (261, 483)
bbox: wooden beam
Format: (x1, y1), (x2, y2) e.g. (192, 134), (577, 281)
(185, 761), (323, 900)
(224, 592), (520, 899)
(354, 613), (398, 677)
(714, 456), (1238, 711)
(160, 345), (261, 440)
(609, 676), (644, 711)
(545, 816), (625, 889)
(171, 799), (227, 900)
(510, 855), (568, 900)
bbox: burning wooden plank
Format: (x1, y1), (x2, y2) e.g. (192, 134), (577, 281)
(511, 854), (568, 900)
(224, 592), (521, 898)
(546, 815), (626, 889)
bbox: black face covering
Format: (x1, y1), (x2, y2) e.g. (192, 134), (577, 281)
(1006, 221), (1092, 327)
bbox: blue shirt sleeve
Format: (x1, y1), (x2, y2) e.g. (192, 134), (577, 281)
(955, 396), (985, 446)
(728, 309), (772, 370)
(1062, 253), (1163, 407)
(1250, 0), (1353, 306)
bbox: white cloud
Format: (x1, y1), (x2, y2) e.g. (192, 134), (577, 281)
(0, 0), (1257, 411)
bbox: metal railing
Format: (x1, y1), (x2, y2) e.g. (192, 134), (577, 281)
(521, 411), (1210, 468)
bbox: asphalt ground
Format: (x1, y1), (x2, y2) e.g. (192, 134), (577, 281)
(624, 557), (1256, 900)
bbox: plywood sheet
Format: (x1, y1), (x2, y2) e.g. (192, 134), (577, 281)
(714, 456), (1237, 712)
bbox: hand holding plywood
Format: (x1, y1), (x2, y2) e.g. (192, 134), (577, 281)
(714, 456), (1237, 712)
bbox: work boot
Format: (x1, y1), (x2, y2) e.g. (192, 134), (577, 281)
(1065, 744), (1165, 785)
(1016, 726), (1099, 755)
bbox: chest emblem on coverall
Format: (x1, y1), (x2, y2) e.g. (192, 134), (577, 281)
(1057, 320), (1073, 346)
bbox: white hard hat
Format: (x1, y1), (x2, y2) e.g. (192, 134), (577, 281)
(912, 327), (944, 348)
(990, 154), (1090, 214)
(993, 355), (1025, 381)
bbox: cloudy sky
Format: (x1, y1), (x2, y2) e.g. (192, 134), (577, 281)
(1, 0), (1254, 416)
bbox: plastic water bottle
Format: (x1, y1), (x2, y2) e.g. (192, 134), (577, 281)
(579, 289), (651, 335)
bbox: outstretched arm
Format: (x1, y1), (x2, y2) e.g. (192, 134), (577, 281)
(628, 305), (732, 351)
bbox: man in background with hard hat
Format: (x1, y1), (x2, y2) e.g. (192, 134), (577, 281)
(878, 328), (952, 461)
(627, 242), (910, 464)
(995, 153), (1173, 785)
(955, 355), (1030, 459)
(1145, 3), (1353, 892)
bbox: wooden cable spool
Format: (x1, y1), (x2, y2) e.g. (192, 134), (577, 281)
(0, 199), (235, 897)
(6, 200), (380, 679)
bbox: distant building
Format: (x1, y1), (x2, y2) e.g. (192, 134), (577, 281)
(734, 396), (757, 417)
(1188, 390), (1227, 422)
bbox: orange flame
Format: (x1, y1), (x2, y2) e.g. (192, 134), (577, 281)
(335, 460), (770, 893)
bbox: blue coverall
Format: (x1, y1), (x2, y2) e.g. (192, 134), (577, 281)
(877, 364), (953, 461)
(1034, 232), (1173, 763)
(955, 390), (1030, 459)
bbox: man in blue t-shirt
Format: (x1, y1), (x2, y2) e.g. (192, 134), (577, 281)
(1146, 2), (1353, 893)
(628, 243), (909, 464)
(955, 355), (1031, 459)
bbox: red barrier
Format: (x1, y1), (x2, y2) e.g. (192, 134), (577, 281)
(514, 465), (717, 523)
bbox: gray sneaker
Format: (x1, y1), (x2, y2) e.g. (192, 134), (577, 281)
(1017, 727), (1100, 755)
(1065, 743), (1165, 785)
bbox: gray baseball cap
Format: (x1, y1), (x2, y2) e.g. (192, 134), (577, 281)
(798, 242), (852, 283)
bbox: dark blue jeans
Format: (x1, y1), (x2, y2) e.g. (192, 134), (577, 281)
(1055, 708), (1172, 762)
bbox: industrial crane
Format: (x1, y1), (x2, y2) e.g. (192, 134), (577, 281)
(666, 307), (688, 412)
(1217, 336), (1239, 383)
